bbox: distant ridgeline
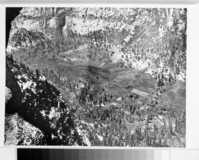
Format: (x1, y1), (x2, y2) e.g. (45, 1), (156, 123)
(6, 7), (186, 82)
(5, 55), (87, 145)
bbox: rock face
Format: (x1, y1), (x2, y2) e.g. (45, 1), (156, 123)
(5, 56), (86, 146)
(4, 113), (46, 145)
(6, 62), (24, 113)
(5, 74), (46, 146)
(6, 8), (186, 76)
(5, 87), (12, 104)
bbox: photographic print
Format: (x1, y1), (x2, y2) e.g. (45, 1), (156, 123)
(5, 7), (186, 147)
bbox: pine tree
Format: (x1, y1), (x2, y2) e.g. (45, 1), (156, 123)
(36, 69), (40, 79)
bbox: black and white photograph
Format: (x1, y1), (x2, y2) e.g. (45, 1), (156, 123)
(5, 7), (186, 147)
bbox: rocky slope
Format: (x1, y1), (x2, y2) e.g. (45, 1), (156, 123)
(7, 8), (186, 77)
(5, 113), (46, 146)
(5, 56), (88, 146)
(6, 7), (186, 147)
